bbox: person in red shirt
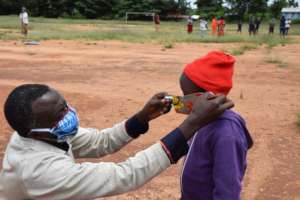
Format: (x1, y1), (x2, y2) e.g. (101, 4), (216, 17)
(187, 16), (193, 34)
(218, 17), (226, 37)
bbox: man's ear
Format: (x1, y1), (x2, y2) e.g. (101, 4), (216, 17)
(27, 131), (44, 140)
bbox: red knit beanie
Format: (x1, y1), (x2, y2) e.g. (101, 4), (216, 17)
(183, 51), (235, 95)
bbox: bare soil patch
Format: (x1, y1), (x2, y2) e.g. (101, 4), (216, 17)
(0, 40), (299, 199)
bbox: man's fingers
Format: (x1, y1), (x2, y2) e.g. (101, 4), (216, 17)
(151, 99), (166, 106)
(155, 92), (168, 100)
(213, 94), (227, 105)
(218, 100), (234, 111)
(205, 92), (216, 100)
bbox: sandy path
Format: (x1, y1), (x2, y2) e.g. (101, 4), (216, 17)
(0, 40), (299, 199)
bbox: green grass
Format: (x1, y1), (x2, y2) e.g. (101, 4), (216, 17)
(230, 44), (258, 55)
(265, 56), (288, 68)
(0, 15), (298, 45)
(163, 41), (174, 49)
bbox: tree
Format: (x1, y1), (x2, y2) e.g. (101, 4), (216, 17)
(196, 0), (223, 17)
(151, 0), (190, 16)
(225, 0), (268, 18)
(269, 0), (298, 18)
(248, 0), (268, 14)
(116, 0), (190, 18)
(76, 0), (118, 18)
(0, 0), (202, 19)
(288, 0), (298, 7)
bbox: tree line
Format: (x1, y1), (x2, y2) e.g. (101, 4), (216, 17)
(0, 0), (298, 19)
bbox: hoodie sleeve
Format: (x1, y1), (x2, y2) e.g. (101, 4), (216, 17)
(211, 120), (249, 200)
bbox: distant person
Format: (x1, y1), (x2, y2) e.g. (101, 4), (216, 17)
(180, 51), (253, 200)
(285, 18), (291, 36)
(19, 7), (29, 36)
(199, 17), (208, 38)
(248, 17), (256, 36)
(280, 16), (286, 36)
(217, 17), (226, 36)
(154, 13), (160, 32)
(211, 16), (218, 35)
(237, 19), (243, 34)
(187, 16), (193, 34)
(255, 17), (261, 34)
(269, 17), (276, 34)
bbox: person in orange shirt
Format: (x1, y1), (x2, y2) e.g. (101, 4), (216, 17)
(211, 16), (217, 35)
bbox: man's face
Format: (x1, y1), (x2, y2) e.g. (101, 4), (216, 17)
(31, 88), (67, 129)
(179, 73), (205, 96)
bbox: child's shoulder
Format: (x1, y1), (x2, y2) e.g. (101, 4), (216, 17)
(204, 110), (247, 137)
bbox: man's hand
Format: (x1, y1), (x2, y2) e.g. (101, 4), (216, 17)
(179, 92), (234, 140)
(136, 92), (171, 124)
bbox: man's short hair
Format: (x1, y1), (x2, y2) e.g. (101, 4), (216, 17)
(4, 84), (50, 137)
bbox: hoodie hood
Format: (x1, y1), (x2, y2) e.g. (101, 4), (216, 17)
(218, 110), (253, 149)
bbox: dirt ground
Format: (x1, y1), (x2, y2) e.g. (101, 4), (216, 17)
(0, 39), (299, 200)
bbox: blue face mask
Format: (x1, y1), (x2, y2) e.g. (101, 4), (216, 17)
(31, 106), (79, 142)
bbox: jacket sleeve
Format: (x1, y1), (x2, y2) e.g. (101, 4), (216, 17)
(22, 143), (171, 200)
(70, 121), (133, 159)
(212, 122), (248, 200)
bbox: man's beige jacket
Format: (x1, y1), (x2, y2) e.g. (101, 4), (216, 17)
(0, 121), (171, 200)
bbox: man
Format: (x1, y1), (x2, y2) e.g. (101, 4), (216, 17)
(0, 84), (233, 200)
(180, 51), (253, 200)
(19, 7), (29, 36)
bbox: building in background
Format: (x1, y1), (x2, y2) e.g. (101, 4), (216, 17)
(281, 7), (300, 20)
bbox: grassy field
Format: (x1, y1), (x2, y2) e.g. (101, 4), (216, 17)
(0, 15), (299, 46)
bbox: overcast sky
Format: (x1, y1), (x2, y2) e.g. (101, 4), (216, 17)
(187, 0), (300, 9)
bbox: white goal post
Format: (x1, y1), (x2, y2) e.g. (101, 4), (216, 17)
(125, 12), (155, 24)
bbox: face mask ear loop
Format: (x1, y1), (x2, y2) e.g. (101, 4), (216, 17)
(30, 128), (52, 133)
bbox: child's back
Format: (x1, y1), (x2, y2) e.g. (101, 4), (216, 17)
(181, 110), (253, 200)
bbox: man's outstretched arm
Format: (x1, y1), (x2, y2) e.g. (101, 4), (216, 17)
(70, 93), (170, 158)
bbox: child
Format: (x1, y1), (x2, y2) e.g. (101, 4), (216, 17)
(255, 17), (261, 34)
(211, 17), (217, 35)
(154, 13), (160, 32)
(217, 17), (225, 36)
(269, 17), (276, 34)
(285, 18), (291, 36)
(199, 18), (208, 38)
(237, 19), (243, 34)
(248, 17), (255, 36)
(180, 51), (253, 200)
(187, 16), (193, 34)
(280, 16), (286, 36)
